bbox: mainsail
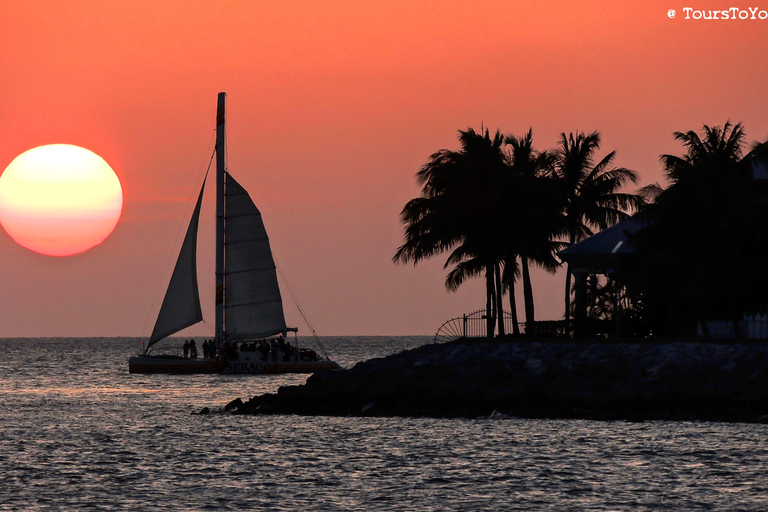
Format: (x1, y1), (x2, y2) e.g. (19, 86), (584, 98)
(147, 179), (206, 349)
(223, 172), (290, 340)
(145, 92), (291, 350)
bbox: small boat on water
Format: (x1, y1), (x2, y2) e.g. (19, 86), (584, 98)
(129, 93), (340, 375)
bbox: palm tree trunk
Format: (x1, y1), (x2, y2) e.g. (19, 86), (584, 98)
(564, 266), (572, 336)
(486, 264), (495, 338)
(573, 271), (588, 338)
(491, 277), (497, 328)
(495, 262), (505, 336)
(521, 256), (535, 332)
(563, 233), (576, 337)
(508, 278), (520, 335)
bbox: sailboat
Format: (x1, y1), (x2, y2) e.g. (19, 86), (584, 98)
(128, 93), (340, 375)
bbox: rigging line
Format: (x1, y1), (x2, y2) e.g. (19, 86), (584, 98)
(198, 320), (216, 336)
(275, 263), (331, 358)
(141, 139), (217, 339)
(276, 263), (316, 334)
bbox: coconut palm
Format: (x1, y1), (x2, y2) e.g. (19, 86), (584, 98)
(651, 122), (755, 233)
(551, 131), (644, 334)
(629, 122), (768, 335)
(661, 121), (752, 183)
(394, 127), (509, 337)
(502, 129), (562, 331)
(500, 254), (521, 335)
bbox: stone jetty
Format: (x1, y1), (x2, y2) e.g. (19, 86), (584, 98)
(221, 338), (768, 422)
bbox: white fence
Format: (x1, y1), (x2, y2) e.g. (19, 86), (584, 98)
(745, 313), (768, 338)
(696, 313), (768, 339)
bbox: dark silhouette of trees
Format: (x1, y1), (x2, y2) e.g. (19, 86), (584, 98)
(395, 121), (768, 340)
(503, 130), (561, 331)
(628, 122), (768, 336)
(549, 131), (645, 333)
(395, 127), (644, 338)
(394, 128), (509, 337)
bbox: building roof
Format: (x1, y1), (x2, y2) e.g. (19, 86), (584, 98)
(558, 213), (650, 274)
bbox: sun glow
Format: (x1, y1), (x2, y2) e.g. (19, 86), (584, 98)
(0, 144), (123, 256)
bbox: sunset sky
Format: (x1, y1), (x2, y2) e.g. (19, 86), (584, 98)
(1, 1), (767, 337)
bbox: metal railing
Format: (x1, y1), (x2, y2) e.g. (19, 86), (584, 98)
(434, 311), (568, 342)
(434, 309), (516, 342)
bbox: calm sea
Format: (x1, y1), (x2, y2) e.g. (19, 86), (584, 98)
(1, 336), (768, 511)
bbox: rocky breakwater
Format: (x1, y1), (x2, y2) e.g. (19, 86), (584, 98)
(224, 338), (768, 422)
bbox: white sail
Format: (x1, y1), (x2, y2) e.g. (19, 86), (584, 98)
(223, 172), (289, 340)
(147, 179), (206, 348)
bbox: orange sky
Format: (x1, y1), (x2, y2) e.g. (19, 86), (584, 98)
(1, 0), (767, 336)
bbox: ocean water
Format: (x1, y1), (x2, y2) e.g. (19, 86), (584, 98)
(2, 337), (768, 511)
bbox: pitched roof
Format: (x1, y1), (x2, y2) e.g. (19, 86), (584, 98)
(558, 213), (650, 264)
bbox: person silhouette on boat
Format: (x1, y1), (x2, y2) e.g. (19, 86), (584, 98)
(183, 340), (190, 358)
(209, 339), (218, 359)
(259, 339), (270, 360)
(189, 340), (197, 359)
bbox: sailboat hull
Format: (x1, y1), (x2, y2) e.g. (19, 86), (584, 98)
(128, 353), (340, 375)
(128, 355), (227, 374)
(223, 360), (341, 374)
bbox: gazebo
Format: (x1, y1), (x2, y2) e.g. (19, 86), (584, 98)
(557, 214), (650, 337)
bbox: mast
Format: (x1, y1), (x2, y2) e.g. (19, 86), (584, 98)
(215, 92), (226, 343)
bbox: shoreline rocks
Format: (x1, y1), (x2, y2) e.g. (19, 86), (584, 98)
(223, 337), (768, 422)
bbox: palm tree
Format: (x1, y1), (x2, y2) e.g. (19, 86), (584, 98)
(661, 121), (752, 184)
(500, 254), (521, 335)
(551, 131), (644, 334)
(502, 130), (561, 332)
(630, 122), (768, 335)
(394, 127), (509, 337)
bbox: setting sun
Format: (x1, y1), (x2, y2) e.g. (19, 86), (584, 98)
(0, 144), (123, 256)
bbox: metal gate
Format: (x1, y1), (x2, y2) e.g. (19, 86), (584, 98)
(433, 309), (516, 343)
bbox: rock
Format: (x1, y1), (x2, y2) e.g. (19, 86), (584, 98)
(224, 398), (243, 413)
(222, 338), (768, 422)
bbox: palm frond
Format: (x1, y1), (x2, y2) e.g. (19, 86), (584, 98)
(445, 257), (486, 292)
